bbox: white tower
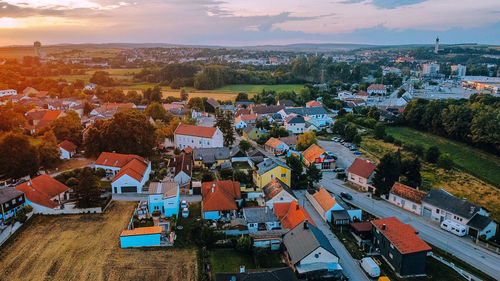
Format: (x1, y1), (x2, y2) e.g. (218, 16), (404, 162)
(434, 37), (439, 54)
(34, 41), (42, 57)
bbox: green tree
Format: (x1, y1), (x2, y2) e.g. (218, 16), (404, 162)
(425, 146), (441, 163)
(286, 155), (305, 189)
(38, 130), (61, 169)
(0, 133), (39, 178)
(180, 88), (189, 101)
(50, 111), (82, 145)
(437, 153), (454, 170)
(367, 106), (380, 120)
(343, 124), (357, 142)
(215, 110), (235, 146)
(145, 102), (168, 122)
(239, 140), (251, 152)
(89, 71), (114, 86)
(373, 152), (401, 196)
(73, 167), (102, 208)
(269, 126), (289, 138)
(236, 235), (253, 253)
(297, 131), (318, 151)
(235, 92), (249, 102)
(373, 123), (386, 140)
(400, 157), (421, 187)
(188, 97), (205, 112)
(306, 164), (322, 189)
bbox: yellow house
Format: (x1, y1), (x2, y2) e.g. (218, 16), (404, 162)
(253, 158), (291, 188)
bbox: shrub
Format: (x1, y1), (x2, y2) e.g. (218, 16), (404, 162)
(437, 153), (454, 170)
(201, 172), (215, 182)
(383, 135), (395, 143)
(236, 235), (253, 253)
(220, 168), (233, 180)
(425, 146), (441, 163)
(95, 168), (106, 178)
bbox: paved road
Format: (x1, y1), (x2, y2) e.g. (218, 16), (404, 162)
(295, 190), (370, 281)
(318, 140), (356, 169)
(319, 172), (500, 279)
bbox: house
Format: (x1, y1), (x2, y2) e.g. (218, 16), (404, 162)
(0, 187), (25, 223)
(305, 100), (322, 108)
(202, 181), (242, 220)
(337, 91), (353, 100)
(235, 114), (258, 129)
(302, 144), (335, 171)
(274, 201), (316, 230)
(280, 107), (332, 127)
(279, 135), (299, 150)
(242, 206), (281, 233)
(215, 267), (298, 281)
(84, 83), (97, 91)
(277, 99), (294, 107)
(265, 137), (289, 155)
(253, 158), (291, 188)
(15, 175), (69, 213)
(388, 182), (426, 215)
(24, 109), (65, 133)
(120, 226), (163, 248)
(193, 147), (230, 169)
(284, 115), (305, 134)
(23, 87), (39, 96)
(467, 213), (498, 240)
(0, 89), (17, 97)
(308, 188), (344, 222)
(367, 84), (387, 96)
(174, 124), (223, 149)
(168, 153), (192, 191)
(58, 140), (77, 160)
(304, 119), (319, 132)
(242, 126), (265, 141)
(283, 221), (341, 277)
(347, 158), (377, 193)
(147, 181), (180, 218)
(95, 152), (151, 194)
(421, 189), (496, 239)
(251, 105), (285, 117)
(354, 91), (369, 101)
(262, 178), (297, 209)
(372, 217), (431, 277)
(207, 98), (220, 111)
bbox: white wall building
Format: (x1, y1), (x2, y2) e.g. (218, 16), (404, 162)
(174, 124), (223, 149)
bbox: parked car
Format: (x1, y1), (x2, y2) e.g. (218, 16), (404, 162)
(180, 200), (188, 209)
(350, 145), (358, 151)
(182, 207), (189, 218)
(340, 139), (345, 144)
(353, 151), (363, 155)
(340, 192), (353, 200)
(344, 142), (351, 147)
(335, 167), (345, 173)
(360, 257), (380, 278)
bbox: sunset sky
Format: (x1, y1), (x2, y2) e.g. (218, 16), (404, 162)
(1, 0), (500, 46)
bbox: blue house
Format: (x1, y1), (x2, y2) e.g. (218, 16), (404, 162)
(120, 226), (162, 248)
(147, 181), (180, 218)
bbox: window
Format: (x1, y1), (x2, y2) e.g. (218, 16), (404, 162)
(389, 253), (393, 259)
(390, 244), (394, 249)
(5, 203), (9, 208)
(412, 204), (417, 210)
(271, 174), (274, 179)
(436, 209), (440, 214)
(12, 199), (16, 204)
(393, 196), (396, 201)
(281, 173), (286, 178)
(401, 199), (405, 205)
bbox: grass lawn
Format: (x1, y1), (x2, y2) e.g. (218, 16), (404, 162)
(209, 249), (284, 278)
(375, 256), (467, 281)
(331, 226), (365, 260)
(0, 201), (198, 281)
(232, 161), (252, 170)
(214, 84), (305, 93)
(386, 126), (500, 187)
(175, 201), (202, 248)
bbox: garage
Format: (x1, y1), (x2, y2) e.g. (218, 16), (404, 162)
(121, 186), (138, 193)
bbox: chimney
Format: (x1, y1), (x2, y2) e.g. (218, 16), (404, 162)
(240, 266), (245, 273)
(303, 219), (309, 229)
(382, 224), (386, 230)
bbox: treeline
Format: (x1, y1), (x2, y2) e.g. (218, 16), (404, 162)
(133, 64), (200, 88)
(403, 94), (500, 155)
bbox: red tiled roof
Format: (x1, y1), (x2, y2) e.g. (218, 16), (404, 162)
(273, 201), (316, 230)
(15, 175), (69, 208)
(302, 144), (325, 164)
(306, 100), (322, 107)
(371, 217), (431, 254)
(168, 153), (192, 177)
(348, 158), (377, 179)
(313, 188), (337, 212)
(390, 182), (426, 204)
(351, 221), (372, 232)
(174, 124), (217, 138)
(183, 146), (194, 154)
(120, 226), (162, 237)
(41, 110), (62, 121)
(241, 114), (258, 121)
(265, 137), (284, 149)
(163, 103), (183, 111)
(113, 158), (148, 183)
(356, 91), (368, 96)
(367, 84), (387, 91)
(279, 135), (299, 146)
(95, 152), (146, 168)
(58, 140), (77, 152)
(202, 181), (241, 212)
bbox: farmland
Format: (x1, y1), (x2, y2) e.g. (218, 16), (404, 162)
(0, 201), (197, 281)
(213, 84), (305, 93)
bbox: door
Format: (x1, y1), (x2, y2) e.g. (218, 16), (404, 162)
(422, 207), (431, 218)
(121, 186), (137, 193)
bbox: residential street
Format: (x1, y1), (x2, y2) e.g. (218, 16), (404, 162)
(319, 172), (500, 278)
(295, 190), (370, 281)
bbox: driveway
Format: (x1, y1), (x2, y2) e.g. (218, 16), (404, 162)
(319, 172), (500, 279)
(318, 140), (356, 169)
(294, 190), (370, 281)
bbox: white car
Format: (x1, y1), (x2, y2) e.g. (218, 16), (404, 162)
(180, 200), (188, 209)
(182, 207), (189, 218)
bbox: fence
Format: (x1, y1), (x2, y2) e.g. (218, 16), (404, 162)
(475, 239), (500, 255)
(430, 253), (483, 281)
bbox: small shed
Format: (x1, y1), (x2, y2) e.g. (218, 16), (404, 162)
(332, 210), (350, 226)
(120, 226), (162, 248)
(350, 221), (372, 240)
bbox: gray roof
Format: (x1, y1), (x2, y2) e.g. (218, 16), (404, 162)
(284, 107), (327, 116)
(422, 189), (482, 220)
(256, 158), (290, 175)
(219, 104), (235, 111)
(278, 99), (294, 107)
(0, 186), (24, 204)
(283, 222), (338, 264)
(285, 115), (305, 124)
(253, 105), (285, 115)
(242, 207), (279, 224)
(242, 125), (264, 135)
(215, 267), (298, 281)
(193, 147), (230, 164)
(467, 214), (494, 230)
(332, 210), (350, 221)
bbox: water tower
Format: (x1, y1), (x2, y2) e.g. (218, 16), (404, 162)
(34, 41), (42, 57)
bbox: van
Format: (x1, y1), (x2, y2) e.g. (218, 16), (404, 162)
(440, 220), (467, 237)
(360, 257), (380, 278)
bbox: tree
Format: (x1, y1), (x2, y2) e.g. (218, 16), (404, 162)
(233, 170), (250, 184)
(367, 106), (380, 121)
(236, 235), (253, 253)
(400, 157), (421, 187)
(0, 133), (39, 179)
(215, 110), (235, 147)
(83, 102), (94, 116)
(373, 123), (386, 139)
(343, 124), (357, 142)
(297, 131), (318, 151)
(239, 140), (251, 152)
(286, 155), (305, 189)
(38, 130), (61, 169)
(188, 97), (205, 112)
(425, 146), (441, 163)
(72, 167), (102, 208)
(235, 92), (249, 102)
(89, 71), (114, 86)
(145, 102), (168, 122)
(437, 153), (454, 170)
(202, 172), (215, 182)
(180, 88), (189, 101)
(373, 152), (401, 196)
(269, 126), (289, 138)
(50, 111), (82, 145)
(306, 164), (322, 189)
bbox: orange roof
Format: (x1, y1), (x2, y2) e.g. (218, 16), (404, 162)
(202, 181), (241, 212)
(313, 188), (337, 212)
(58, 140), (77, 152)
(120, 226), (162, 237)
(274, 201), (316, 230)
(41, 110), (62, 121)
(356, 91), (368, 96)
(390, 182), (426, 204)
(348, 158), (377, 179)
(113, 158), (148, 183)
(265, 137), (284, 149)
(15, 175), (69, 208)
(95, 152), (146, 168)
(306, 100), (322, 107)
(241, 114), (258, 121)
(183, 146), (194, 154)
(163, 103), (183, 111)
(368, 84), (387, 91)
(103, 102), (135, 109)
(174, 124), (217, 138)
(302, 144), (325, 164)
(371, 217), (431, 254)
(37, 91), (49, 98)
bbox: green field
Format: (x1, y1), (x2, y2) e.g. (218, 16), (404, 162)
(209, 249), (284, 278)
(214, 84), (304, 93)
(386, 126), (500, 187)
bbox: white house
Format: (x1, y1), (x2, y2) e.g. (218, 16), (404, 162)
(58, 140), (77, 160)
(84, 83), (97, 91)
(0, 89), (17, 97)
(280, 107), (333, 128)
(95, 152), (151, 194)
(168, 153), (193, 190)
(308, 188), (344, 222)
(242, 206), (281, 233)
(367, 84), (387, 95)
(262, 178), (297, 209)
(388, 182), (427, 215)
(147, 181), (180, 218)
(284, 115), (305, 134)
(174, 124), (223, 149)
(347, 158), (377, 193)
(337, 91), (354, 101)
(15, 175), (70, 214)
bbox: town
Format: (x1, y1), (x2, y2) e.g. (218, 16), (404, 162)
(1, 25), (500, 281)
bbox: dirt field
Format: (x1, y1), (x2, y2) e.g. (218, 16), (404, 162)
(0, 201), (198, 281)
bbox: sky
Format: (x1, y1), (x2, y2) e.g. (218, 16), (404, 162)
(1, 0), (500, 46)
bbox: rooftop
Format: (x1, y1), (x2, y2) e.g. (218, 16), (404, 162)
(242, 206), (279, 224)
(148, 181), (179, 198)
(15, 175), (69, 208)
(262, 178), (296, 201)
(0, 186), (24, 204)
(302, 144), (326, 164)
(174, 124), (217, 138)
(256, 159), (290, 176)
(274, 201), (316, 230)
(390, 182), (426, 204)
(120, 226), (163, 237)
(58, 140), (77, 152)
(422, 189), (482, 220)
(371, 217), (431, 254)
(312, 188), (337, 212)
(202, 181), (241, 212)
(265, 137), (285, 149)
(347, 158), (377, 179)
